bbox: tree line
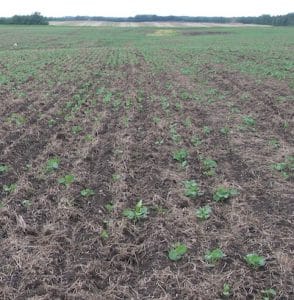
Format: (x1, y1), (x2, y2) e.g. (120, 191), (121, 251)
(50, 13), (294, 26)
(0, 12), (293, 26)
(0, 12), (48, 25)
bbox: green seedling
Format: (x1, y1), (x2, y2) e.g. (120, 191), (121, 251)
(272, 156), (293, 179)
(205, 248), (225, 264)
(48, 119), (57, 127)
(213, 187), (238, 202)
(220, 127), (230, 135)
(123, 200), (148, 222)
(80, 188), (95, 197)
(100, 229), (109, 239)
(113, 99), (122, 110)
(0, 164), (9, 174)
(202, 158), (217, 176)
(112, 174), (121, 182)
(21, 199), (32, 208)
(168, 243), (187, 261)
(65, 101), (74, 110)
(196, 205), (212, 220)
(155, 139), (164, 145)
(96, 87), (105, 95)
(282, 121), (288, 129)
(262, 288), (276, 300)
(244, 253), (266, 268)
(45, 157), (60, 172)
(25, 164), (32, 171)
(240, 92), (250, 101)
(173, 149), (188, 167)
(3, 183), (17, 194)
(183, 180), (202, 198)
(181, 68), (192, 75)
(222, 283), (231, 297)
(203, 126), (212, 135)
(64, 114), (74, 122)
(180, 91), (191, 101)
(175, 102), (183, 111)
(160, 97), (170, 111)
(103, 92), (112, 104)
(230, 106), (241, 113)
(84, 134), (93, 142)
(123, 116), (129, 127)
(85, 109), (92, 116)
(152, 116), (161, 124)
(105, 202), (114, 213)
(8, 113), (26, 126)
(170, 126), (182, 144)
(71, 125), (82, 134)
(183, 117), (192, 128)
(243, 115), (256, 127)
(268, 139), (280, 149)
(58, 174), (75, 187)
(191, 135), (202, 146)
(125, 98), (132, 109)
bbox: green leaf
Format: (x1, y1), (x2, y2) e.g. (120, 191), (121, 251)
(3, 183), (17, 193)
(46, 157), (60, 172)
(100, 229), (109, 239)
(123, 200), (148, 221)
(244, 253), (266, 268)
(0, 164), (9, 174)
(205, 248), (225, 264)
(173, 149), (188, 163)
(21, 200), (32, 208)
(213, 187), (238, 202)
(273, 162), (286, 171)
(80, 188), (95, 197)
(222, 283), (231, 297)
(105, 203), (114, 212)
(243, 115), (256, 126)
(262, 288), (276, 300)
(58, 174), (75, 187)
(183, 180), (202, 198)
(196, 205), (212, 220)
(168, 243), (187, 261)
(123, 209), (136, 220)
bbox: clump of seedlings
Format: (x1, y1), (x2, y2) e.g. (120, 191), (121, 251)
(173, 149), (188, 167)
(272, 156), (293, 179)
(205, 248), (225, 265)
(196, 205), (212, 220)
(58, 174), (75, 187)
(168, 243), (187, 261)
(183, 180), (203, 198)
(123, 200), (148, 222)
(244, 253), (266, 268)
(80, 188), (95, 197)
(213, 186), (238, 202)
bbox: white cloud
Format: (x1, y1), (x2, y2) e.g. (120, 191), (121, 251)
(1, 0), (293, 17)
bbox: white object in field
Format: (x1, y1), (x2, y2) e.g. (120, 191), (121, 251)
(13, 43), (18, 48)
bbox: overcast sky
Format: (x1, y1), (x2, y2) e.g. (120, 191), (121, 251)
(1, 0), (294, 18)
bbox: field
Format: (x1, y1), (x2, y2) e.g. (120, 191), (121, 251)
(0, 25), (293, 299)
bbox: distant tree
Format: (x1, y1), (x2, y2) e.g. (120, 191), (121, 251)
(46, 13), (294, 26)
(0, 12), (48, 25)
